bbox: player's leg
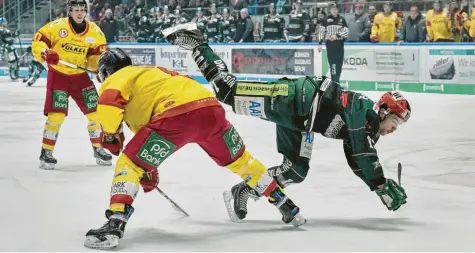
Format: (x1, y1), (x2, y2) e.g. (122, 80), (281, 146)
(162, 22), (237, 106)
(85, 119), (192, 249)
(195, 106), (306, 226)
(39, 70), (71, 170)
(69, 73), (112, 166)
(23, 58), (34, 83)
(25, 60), (45, 86)
(4, 45), (20, 80)
(228, 125), (314, 220)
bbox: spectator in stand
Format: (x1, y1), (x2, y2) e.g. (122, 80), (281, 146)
(346, 2), (371, 42)
(234, 8), (254, 42)
(231, 0), (248, 16)
(370, 1), (402, 43)
(449, 0), (470, 42)
(368, 4), (377, 24)
(469, 2), (475, 40)
(398, 5), (425, 44)
(425, 0), (452, 42)
(100, 9), (119, 42)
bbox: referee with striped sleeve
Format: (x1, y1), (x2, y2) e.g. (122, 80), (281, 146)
(317, 3), (348, 83)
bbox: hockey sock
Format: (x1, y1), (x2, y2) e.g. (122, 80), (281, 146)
(42, 112), (66, 150)
(110, 154), (142, 213)
(193, 44), (236, 106)
(86, 112), (101, 148)
(226, 149), (278, 197)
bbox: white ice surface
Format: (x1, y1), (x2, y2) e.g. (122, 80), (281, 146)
(0, 77), (474, 251)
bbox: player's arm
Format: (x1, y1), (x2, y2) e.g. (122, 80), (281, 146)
(31, 23), (54, 63)
(370, 14), (380, 42)
(87, 25), (107, 72)
(338, 16), (349, 40)
(343, 142), (378, 190)
(97, 78), (133, 134)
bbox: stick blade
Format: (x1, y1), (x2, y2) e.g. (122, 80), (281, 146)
(397, 163), (402, 186)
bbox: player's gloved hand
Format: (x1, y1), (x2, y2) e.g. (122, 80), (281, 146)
(41, 49), (59, 65)
(375, 179), (407, 211)
(141, 169), (159, 193)
(100, 126), (125, 156)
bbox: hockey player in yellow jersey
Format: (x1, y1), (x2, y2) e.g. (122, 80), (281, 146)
(448, 0), (470, 42)
(425, 0), (453, 42)
(83, 48), (307, 250)
(370, 1), (402, 43)
(470, 4), (475, 40)
(31, 0), (112, 170)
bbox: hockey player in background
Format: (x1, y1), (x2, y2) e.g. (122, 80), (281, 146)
(370, 1), (402, 43)
(0, 17), (21, 80)
(219, 8), (236, 43)
(204, 4), (222, 43)
(83, 48), (307, 250)
(163, 23), (409, 221)
(31, 0), (112, 170)
(284, 0), (311, 42)
(23, 46), (46, 86)
(260, 3), (286, 42)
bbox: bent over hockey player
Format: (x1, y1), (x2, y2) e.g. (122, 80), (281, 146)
(31, 0), (112, 170)
(84, 48), (307, 250)
(163, 23), (409, 222)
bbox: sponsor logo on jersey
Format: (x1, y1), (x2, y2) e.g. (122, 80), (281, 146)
(236, 83), (288, 96)
(59, 28), (68, 38)
(82, 89), (98, 110)
(299, 132), (314, 159)
(61, 43), (87, 54)
(323, 114), (345, 139)
(234, 96), (267, 119)
(223, 126), (244, 159)
(137, 132), (176, 167)
(85, 37), (96, 43)
(52, 90), (68, 109)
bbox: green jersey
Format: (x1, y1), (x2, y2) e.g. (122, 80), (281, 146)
(231, 77), (384, 188)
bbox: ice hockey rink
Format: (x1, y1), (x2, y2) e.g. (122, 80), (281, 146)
(0, 76), (473, 251)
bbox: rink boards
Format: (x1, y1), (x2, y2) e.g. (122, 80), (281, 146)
(3, 42), (475, 95)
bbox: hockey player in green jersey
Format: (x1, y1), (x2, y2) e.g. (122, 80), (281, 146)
(0, 17), (21, 80)
(163, 23), (409, 222)
(23, 46), (46, 86)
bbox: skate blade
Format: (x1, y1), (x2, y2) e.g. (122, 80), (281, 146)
(39, 161), (55, 170)
(162, 22), (198, 38)
(96, 158), (112, 166)
(222, 190), (243, 223)
(291, 214), (307, 227)
(84, 235), (119, 250)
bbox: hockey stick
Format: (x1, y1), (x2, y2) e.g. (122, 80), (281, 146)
(155, 186), (189, 217)
(397, 163), (402, 186)
(16, 34), (24, 56)
(58, 60), (97, 74)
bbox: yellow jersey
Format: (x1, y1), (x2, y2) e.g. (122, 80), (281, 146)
(97, 66), (219, 134)
(371, 12), (402, 42)
(32, 17), (106, 74)
(470, 9), (475, 38)
(425, 9), (452, 41)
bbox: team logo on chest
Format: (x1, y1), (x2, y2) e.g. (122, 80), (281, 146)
(59, 28), (68, 38)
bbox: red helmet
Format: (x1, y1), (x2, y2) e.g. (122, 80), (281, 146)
(375, 91), (411, 122)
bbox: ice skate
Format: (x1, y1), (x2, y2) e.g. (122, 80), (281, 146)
(269, 188), (307, 227)
(84, 206), (134, 250)
(162, 22), (207, 50)
(39, 148), (57, 170)
(94, 147), (112, 166)
(223, 181), (260, 222)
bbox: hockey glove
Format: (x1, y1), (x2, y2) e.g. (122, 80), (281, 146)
(140, 169), (159, 193)
(100, 127), (125, 156)
(375, 179), (407, 211)
(41, 50), (59, 65)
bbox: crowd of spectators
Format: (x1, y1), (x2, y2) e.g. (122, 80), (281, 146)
(46, 0), (475, 43)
